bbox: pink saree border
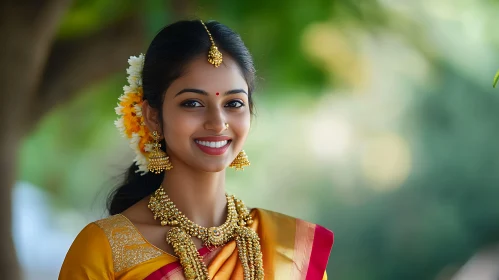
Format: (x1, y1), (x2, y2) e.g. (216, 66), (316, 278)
(144, 247), (212, 280)
(305, 225), (334, 280)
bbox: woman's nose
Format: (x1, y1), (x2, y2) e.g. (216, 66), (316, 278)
(203, 108), (227, 133)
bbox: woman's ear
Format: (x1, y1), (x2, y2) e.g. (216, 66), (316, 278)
(142, 100), (161, 133)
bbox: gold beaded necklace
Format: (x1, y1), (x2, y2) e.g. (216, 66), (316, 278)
(148, 186), (264, 280)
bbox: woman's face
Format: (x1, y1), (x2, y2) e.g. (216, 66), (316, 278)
(157, 55), (251, 172)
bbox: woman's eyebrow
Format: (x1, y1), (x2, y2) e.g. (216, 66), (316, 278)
(175, 88), (208, 97)
(225, 89), (248, 95)
(175, 88), (247, 97)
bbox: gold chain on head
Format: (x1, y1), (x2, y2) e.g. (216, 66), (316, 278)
(200, 20), (223, 67)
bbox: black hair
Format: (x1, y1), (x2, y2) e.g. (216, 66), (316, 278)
(107, 20), (256, 215)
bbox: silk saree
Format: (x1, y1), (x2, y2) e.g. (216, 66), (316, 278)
(59, 208), (333, 279)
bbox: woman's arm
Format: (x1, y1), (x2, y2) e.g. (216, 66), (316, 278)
(59, 223), (114, 279)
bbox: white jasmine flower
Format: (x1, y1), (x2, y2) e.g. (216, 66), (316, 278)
(115, 54), (149, 175)
(115, 104), (124, 115)
(114, 118), (125, 136)
(133, 104), (143, 116)
(144, 143), (154, 153)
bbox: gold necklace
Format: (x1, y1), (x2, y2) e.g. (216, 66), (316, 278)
(148, 187), (238, 247)
(148, 186), (264, 280)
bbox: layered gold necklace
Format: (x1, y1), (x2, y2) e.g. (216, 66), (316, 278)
(148, 186), (264, 280)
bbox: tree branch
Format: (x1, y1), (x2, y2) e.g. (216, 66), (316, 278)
(32, 16), (145, 125)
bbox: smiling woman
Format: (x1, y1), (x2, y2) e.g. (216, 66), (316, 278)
(58, 20), (333, 280)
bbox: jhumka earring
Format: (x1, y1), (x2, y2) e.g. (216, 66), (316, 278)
(147, 131), (173, 174)
(229, 150), (250, 170)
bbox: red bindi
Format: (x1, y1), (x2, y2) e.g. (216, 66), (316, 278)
(216, 92), (220, 96)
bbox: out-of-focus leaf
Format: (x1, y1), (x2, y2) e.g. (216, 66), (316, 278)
(493, 70), (499, 88)
(57, 0), (135, 38)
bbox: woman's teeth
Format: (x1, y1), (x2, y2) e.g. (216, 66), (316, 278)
(195, 140), (229, 148)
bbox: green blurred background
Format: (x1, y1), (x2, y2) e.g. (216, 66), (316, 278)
(13, 0), (499, 279)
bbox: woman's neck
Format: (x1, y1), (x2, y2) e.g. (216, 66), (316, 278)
(160, 166), (228, 228)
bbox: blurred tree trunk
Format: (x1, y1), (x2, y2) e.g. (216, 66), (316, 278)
(0, 2), (72, 278)
(0, 1), (145, 278)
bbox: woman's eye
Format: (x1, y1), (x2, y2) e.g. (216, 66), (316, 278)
(225, 100), (245, 108)
(181, 100), (203, 107)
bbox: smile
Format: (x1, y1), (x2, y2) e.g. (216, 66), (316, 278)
(195, 140), (229, 148)
(194, 137), (232, 155)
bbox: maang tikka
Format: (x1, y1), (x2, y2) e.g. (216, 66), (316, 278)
(147, 131), (173, 173)
(200, 20), (223, 67)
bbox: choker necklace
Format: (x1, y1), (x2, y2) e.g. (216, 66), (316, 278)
(148, 186), (264, 280)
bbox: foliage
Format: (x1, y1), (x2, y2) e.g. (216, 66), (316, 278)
(494, 70), (499, 87)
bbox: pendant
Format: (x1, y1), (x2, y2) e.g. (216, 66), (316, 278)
(207, 227), (224, 246)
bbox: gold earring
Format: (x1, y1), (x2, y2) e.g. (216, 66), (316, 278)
(147, 131), (173, 174)
(229, 150), (250, 170)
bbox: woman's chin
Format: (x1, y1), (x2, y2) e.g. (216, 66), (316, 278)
(195, 162), (229, 173)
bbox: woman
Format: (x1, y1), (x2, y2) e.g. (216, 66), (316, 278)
(59, 19), (333, 280)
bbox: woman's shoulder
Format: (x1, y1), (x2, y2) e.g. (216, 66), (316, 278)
(252, 208), (334, 279)
(61, 214), (165, 275)
(59, 217), (117, 279)
(252, 207), (334, 248)
(253, 208), (334, 246)
(72, 214), (138, 251)
(93, 214), (165, 270)
(62, 215), (132, 262)
(252, 208), (333, 234)
(64, 215), (127, 253)
(91, 213), (135, 235)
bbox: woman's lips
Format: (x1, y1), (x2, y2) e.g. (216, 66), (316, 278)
(194, 137), (232, 155)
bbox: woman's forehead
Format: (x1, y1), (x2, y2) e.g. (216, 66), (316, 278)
(166, 55), (248, 96)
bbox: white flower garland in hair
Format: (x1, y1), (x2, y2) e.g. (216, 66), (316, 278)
(114, 54), (153, 175)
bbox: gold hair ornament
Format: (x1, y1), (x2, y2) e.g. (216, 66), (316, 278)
(200, 20), (223, 67)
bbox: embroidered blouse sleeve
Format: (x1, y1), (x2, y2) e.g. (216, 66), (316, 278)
(59, 223), (114, 280)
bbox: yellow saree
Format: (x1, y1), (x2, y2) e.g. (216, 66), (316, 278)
(59, 208), (333, 279)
